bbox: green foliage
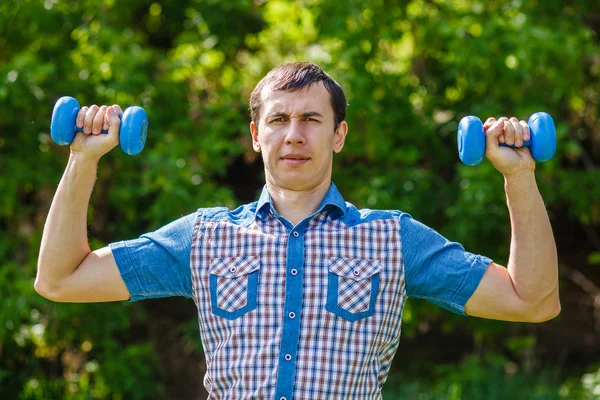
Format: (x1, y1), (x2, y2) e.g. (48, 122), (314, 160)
(383, 353), (599, 400)
(1, 0), (599, 398)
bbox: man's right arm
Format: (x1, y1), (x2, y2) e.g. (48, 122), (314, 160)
(35, 105), (130, 302)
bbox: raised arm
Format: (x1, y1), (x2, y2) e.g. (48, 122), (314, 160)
(464, 117), (560, 322)
(35, 104), (130, 302)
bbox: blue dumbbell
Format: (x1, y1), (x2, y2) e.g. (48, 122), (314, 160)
(457, 112), (556, 166)
(50, 96), (148, 155)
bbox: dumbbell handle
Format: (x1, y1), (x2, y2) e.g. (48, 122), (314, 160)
(500, 139), (531, 148)
(75, 126), (109, 135)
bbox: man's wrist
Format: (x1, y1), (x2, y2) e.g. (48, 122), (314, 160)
(503, 170), (536, 185)
(68, 151), (101, 167)
(503, 170), (539, 206)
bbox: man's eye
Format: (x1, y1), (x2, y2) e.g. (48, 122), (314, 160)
(270, 117), (285, 123)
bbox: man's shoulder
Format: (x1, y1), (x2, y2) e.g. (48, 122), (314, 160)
(342, 203), (409, 226)
(196, 202), (259, 224)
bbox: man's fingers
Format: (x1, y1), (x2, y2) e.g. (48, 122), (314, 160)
(83, 105), (99, 134)
(484, 118), (505, 139)
(484, 117), (507, 143)
(483, 117), (497, 130)
(498, 117), (513, 145)
(105, 106), (121, 146)
(112, 104), (124, 118)
(92, 105), (108, 135)
(77, 106), (89, 130)
(509, 117), (523, 147)
(520, 120), (530, 142)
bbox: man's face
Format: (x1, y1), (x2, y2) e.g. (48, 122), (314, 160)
(250, 82), (348, 192)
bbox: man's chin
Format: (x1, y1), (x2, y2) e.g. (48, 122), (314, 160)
(269, 177), (333, 193)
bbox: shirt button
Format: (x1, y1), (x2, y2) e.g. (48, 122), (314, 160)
(230, 267), (237, 273)
(290, 269), (298, 276)
(292, 231), (299, 237)
(353, 269), (360, 276)
(289, 312), (296, 319)
(284, 354), (292, 361)
(280, 397), (287, 400)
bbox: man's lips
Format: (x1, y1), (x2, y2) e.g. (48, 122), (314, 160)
(280, 154), (310, 165)
(281, 154), (310, 160)
(281, 156), (310, 160)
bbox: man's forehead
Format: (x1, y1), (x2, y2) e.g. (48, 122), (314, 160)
(260, 82), (332, 114)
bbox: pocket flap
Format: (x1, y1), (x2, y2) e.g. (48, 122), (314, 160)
(328, 257), (381, 281)
(210, 255), (260, 278)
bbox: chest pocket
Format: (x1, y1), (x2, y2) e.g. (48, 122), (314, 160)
(209, 255), (260, 320)
(326, 257), (381, 322)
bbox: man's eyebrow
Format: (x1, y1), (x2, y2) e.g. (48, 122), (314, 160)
(265, 111), (325, 119)
(301, 111), (324, 118)
(266, 111), (289, 119)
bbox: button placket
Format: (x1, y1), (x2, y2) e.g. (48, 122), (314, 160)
(275, 223), (305, 399)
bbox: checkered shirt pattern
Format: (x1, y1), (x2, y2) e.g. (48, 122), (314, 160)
(190, 185), (406, 400)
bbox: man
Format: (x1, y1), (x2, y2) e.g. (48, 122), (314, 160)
(36, 62), (560, 399)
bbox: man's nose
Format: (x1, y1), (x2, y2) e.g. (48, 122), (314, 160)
(284, 119), (306, 144)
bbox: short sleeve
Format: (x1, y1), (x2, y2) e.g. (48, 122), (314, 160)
(109, 213), (197, 302)
(401, 213), (492, 315)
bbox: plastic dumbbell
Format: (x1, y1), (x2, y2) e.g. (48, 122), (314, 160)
(457, 112), (556, 166)
(50, 96), (148, 155)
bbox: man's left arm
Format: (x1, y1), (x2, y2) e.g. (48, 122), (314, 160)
(464, 117), (560, 322)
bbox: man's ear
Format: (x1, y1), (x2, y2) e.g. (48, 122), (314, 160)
(250, 121), (260, 152)
(333, 121), (348, 153)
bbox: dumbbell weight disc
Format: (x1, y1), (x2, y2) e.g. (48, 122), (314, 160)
(528, 112), (556, 162)
(50, 96), (80, 145)
(457, 116), (485, 166)
(120, 106), (148, 156)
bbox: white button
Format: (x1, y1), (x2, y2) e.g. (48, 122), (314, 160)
(230, 267), (237, 273)
(290, 269), (298, 276)
(353, 269), (360, 276)
(280, 397), (286, 400)
(289, 312), (296, 319)
(285, 354), (292, 361)
(292, 231), (299, 237)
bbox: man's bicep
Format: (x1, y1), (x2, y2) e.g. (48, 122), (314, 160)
(464, 261), (531, 321)
(57, 246), (131, 302)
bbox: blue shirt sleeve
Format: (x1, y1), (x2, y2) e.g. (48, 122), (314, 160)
(400, 213), (492, 315)
(109, 212), (197, 302)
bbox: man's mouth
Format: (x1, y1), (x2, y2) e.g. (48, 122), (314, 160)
(281, 154), (310, 165)
(281, 154), (310, 160)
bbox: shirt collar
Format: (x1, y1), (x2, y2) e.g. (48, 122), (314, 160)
(254, 182), (347, 221)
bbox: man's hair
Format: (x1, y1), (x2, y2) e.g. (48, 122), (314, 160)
(249, 62), (348, 131)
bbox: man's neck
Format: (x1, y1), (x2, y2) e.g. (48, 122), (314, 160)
(266, 181), (331, 226)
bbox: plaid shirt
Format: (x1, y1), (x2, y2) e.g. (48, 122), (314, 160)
(192, 184), (427, 399)
(112, 183), (490, 399)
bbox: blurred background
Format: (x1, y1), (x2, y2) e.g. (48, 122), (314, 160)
(1, 0), (599, 398)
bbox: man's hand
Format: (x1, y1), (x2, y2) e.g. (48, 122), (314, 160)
(483, 117), (536, 177)
(72, 104), (123, 160)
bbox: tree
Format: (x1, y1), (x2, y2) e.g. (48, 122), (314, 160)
(1, 0), (598, 398)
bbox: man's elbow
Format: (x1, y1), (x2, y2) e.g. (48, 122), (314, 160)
(525, 295), (561, 323)
(34, 276), (64, 302)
